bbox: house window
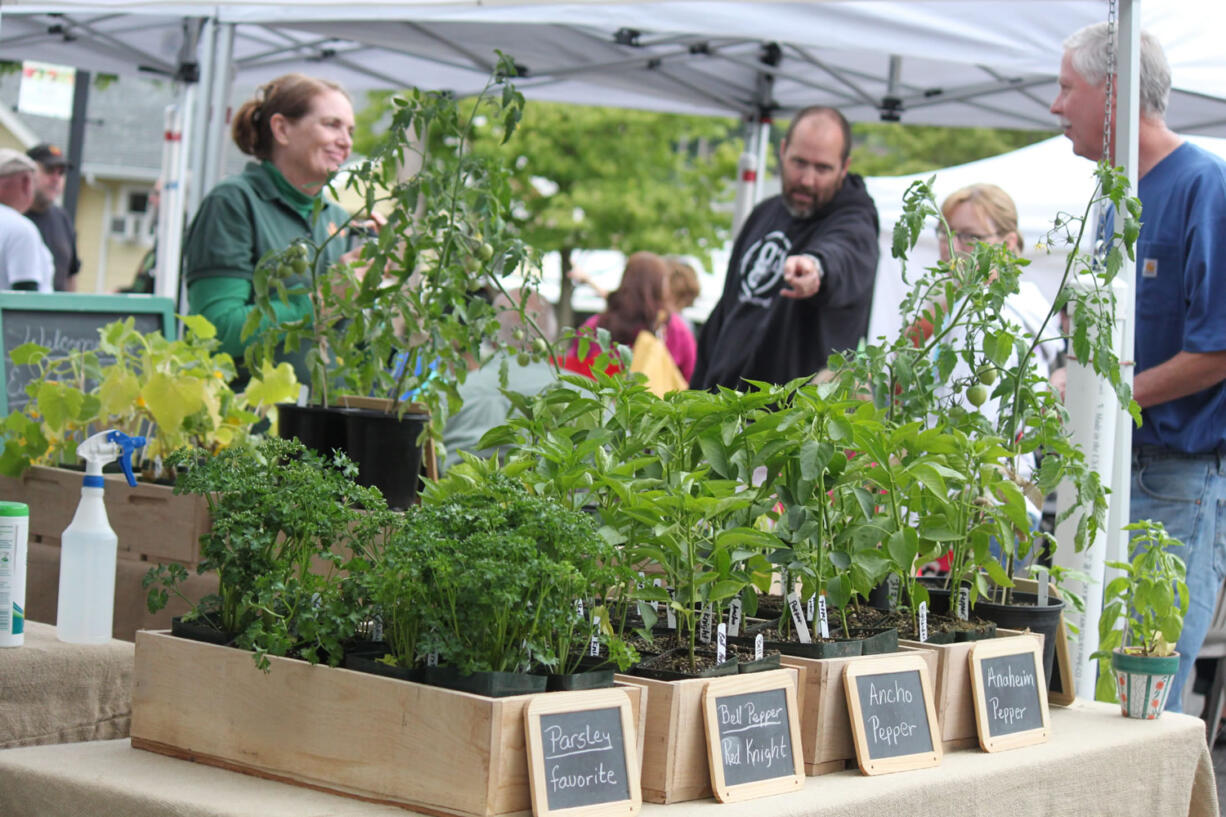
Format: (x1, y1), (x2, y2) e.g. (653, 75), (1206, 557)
(110, 185), (156, 243)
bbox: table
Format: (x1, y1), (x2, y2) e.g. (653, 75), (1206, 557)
(0, 621), (133, 749)
(0, 700), (1216, 817)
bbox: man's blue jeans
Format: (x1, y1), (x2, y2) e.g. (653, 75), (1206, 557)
(1130, 446), (1226, 712)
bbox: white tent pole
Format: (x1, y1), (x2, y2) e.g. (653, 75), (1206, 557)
(753, 116), (771, 206)
(154, 99), (187, 305)
(187, 17), (215, 219)
(731, 115), (759, 236)
(1057, 0), (1141, 702)
(201, 22), (235, 206)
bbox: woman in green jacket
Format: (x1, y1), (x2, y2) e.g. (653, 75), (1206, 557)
(184, 73), (360, 382)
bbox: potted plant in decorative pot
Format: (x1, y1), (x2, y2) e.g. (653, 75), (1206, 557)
(246, 56), (556, 508)
(1092, 519), (1188, 719)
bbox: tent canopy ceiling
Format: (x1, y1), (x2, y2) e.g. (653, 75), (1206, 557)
(4, 2), (1226, 133)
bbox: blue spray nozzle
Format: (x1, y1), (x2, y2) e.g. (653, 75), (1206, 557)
(106, 430), (147, 487)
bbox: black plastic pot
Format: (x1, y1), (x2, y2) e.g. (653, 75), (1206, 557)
(343, 408), (429, 510)
(277, 403), (350, 456)
(973, 591), (1066, 682)
(736, 653), (782, 674)
(545, 669), (617, 691)
(171, 616), (234, 646)
(953, 620), (998, 642)
(343, 647), (422, 683)
(732, 633), (862, 660)
(419, 665), (548, 697)
(629, 647), (739, 681)
(843, 627), (900, 655)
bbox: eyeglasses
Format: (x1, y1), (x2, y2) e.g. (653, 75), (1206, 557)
(41, 165), (68, 177)
(935, 226), (999, 245)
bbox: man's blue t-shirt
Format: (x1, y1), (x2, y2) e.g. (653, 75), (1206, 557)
(1133, 141), (1226, 454)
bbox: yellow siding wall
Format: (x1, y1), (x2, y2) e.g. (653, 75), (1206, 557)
(75, 179), (155, 294)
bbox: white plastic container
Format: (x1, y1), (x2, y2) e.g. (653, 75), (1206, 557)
(0, 501), (29, 647)
(56, 488), (118, 644)
(56, 430), (145, 645)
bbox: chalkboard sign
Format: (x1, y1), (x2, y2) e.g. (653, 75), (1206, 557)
(843, 654), (943, 775)
(524, 688), (640, 817)
(969, 636), (1051, 752)
(701, 671), (803, 802)
(0, 292), (176, 414)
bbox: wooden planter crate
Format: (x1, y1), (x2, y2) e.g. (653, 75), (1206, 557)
(131, 631), (645, 817)
(614, 667), (798, 804)
(780, 646), (938, 775)
(900, 629), (1043, 750)
(0, 465), (209, 565)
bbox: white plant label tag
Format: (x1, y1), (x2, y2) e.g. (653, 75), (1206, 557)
(717, 623), (727, 664)
(918, 601), (929, 643)
(787, 592), (812, 644)
(807, 593), (816, 622)
(653, 578), (664, 617)
(589, 615), (602, 657)
(780, 567), (790, 597)
(665, 584), (677, 629)
(699, 604), (714, 644)
(427, 652), (439, 667)
(575, 598), (585, 619)
(1038, 571), (1050, 607)
(817, 592), (830, 639)
(727, 598), (743, 637)
(754, 633), (764, 661)
(887, 573), (901, 608)
(957, 585), (970, 621)
(371, 615), (384, 642)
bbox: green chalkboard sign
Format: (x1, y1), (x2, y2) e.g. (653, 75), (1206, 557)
(0, 292), (176, 414)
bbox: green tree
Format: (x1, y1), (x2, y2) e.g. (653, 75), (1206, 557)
(357, 95), (739, 327)
(847, 123), (1055, 177)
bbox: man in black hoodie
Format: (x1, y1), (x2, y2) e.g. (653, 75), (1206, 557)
(692, 107), (879, 390)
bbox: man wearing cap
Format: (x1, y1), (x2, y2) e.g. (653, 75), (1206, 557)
(25, 143), (81, 292)
(0, 149), (54, 292)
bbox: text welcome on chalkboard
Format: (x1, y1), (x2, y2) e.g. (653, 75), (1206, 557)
(539, 707), (630, 810)
(854, 670), (933, 759)
(713, 689), (794, 786)
(980, 653), (1044, 736)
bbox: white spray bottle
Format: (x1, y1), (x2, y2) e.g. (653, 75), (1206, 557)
(56, 430), (146, 644)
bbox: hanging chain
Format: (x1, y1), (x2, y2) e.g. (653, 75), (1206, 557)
(1101, 0), (1118, 163)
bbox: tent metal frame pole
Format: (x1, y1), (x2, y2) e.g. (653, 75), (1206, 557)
(202, 21), (235, 206)
(1101, 0), (1141, 684)
(187, 17), (216, 219)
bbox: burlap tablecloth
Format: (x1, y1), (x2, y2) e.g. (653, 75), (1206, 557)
(0, 621), (133, 748)
(0, 700), (1215, 817)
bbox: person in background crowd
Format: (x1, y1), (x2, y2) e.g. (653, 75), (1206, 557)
(443, 290), (559, 469)
(24, 143), (81, 292)
(691, 106), (879, 390)
(184, 73), (365, 382)
(0, 149), (54, 292)
(1053, 22), (1226, 711)
(662, 258), (699, 381)
(566, 251), (669, 373)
